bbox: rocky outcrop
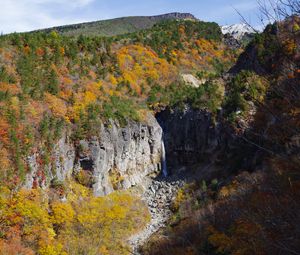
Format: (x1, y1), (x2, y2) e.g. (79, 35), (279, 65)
(25, 114), (163, 196)
(181, 74), (206, 88)
(223, 33), (241, 49)
(149, 12), (198, 21)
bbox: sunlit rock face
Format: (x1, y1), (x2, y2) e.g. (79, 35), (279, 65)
(83, 114), (163, 196)
(25, 114), (163, 196)
(24, 107), (232, 195)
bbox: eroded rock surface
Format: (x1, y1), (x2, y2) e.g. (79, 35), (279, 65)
(25, 114), (163, 196)
(25, 134), (76, 189)
(81, 114), (163, 196)
(181, 74), (206, 88)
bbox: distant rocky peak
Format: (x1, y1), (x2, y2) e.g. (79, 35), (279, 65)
(150, 12), (198, 21)
(221, 23), (256, 40)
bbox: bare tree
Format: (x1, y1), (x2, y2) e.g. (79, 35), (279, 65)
(277, 0), (300, 16)
(233, 6), (261, 33)
(234, 0), (299, 33)
(257, 0), (300, 26)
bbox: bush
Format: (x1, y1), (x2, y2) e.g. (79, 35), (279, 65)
(75, 170), (94, 187)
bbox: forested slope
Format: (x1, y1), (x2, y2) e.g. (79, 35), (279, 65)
(0, 19), (238, 254)
(142, 16), (300, 255)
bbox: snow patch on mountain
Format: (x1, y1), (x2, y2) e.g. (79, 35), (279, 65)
(221, 24), (255, 40)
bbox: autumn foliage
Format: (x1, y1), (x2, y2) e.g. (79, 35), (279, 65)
(141, 17), (300, 255)
(0, 184), (150, 255)
(0, 19), (237, 186)
(0, 18), (243, 255)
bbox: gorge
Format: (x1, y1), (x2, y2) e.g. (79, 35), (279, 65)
(23, 106), (231, 254)
(24, 108), (223, 195)
(0, 8), (299, 255)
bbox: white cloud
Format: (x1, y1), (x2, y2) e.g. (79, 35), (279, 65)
(0, 0), (95, 34)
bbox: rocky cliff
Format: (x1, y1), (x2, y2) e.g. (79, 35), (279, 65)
(25, 114), (163, 196)
(25, 107), (240, 196)
(81, 114), (163, 196)
(156, 107), (223, 172)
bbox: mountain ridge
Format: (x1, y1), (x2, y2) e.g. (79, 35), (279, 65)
(35, 12), (198, 37)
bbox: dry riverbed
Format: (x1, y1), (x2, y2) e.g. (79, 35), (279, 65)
(128, 178), (185, 254)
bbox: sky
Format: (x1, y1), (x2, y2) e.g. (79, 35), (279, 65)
(1, 0), (262, 34)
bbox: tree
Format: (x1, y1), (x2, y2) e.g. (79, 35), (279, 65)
(257, 0), (300, 25)
(46, 69), (59, 95)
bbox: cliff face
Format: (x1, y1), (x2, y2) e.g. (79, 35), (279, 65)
(24, 108), (239, 195)
(25, 114), (163, 196)
(80, 114), (163, 196)
(25, 134), (76, 190)
(156, 108), (222, 172)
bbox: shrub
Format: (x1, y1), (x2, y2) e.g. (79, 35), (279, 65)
(75, 170), (94, 187)
(224, 70), (268, 117)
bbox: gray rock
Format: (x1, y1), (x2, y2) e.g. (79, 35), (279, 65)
(24, 114), (163, 197)
(90, 114), (163, 196)
(24, 133), (75, 189)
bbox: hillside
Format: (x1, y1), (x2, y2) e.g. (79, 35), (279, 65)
(142, 16), (300, 255)
(0, 18), (235, 184)
(0, 18), (239, 254)
(1, 7), (299, 255)
(37, 12), (198, 37)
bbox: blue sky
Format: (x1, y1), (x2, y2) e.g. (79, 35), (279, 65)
(1, 0), (261, 34)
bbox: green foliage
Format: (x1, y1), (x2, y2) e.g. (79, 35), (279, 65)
(224, 70), (268, 119)
(0, 90), (9, 101)
(211, 179), (219, 192)
(103, 95), (140, 125)
(148, 80), (224, 114)
(39, 16), (180, 37)
(201, 180), (207, 192)
(0, 66), (16, 83)
(46, 69), (59, 95)
(71, 103), (102, 140)
(211, 58), (225, 76)
(251, 25), (282, 72)
(40, 114), (64, 143)
(124, 19), (222, 59)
